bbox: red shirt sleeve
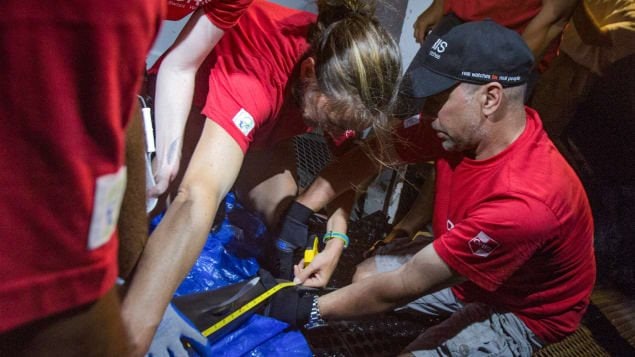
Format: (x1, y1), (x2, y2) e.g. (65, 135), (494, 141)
(203, 0), (255, 29)
(202, 64), (274, 153)
(166, 0), (197, 20)
(167, 0), (254, 27)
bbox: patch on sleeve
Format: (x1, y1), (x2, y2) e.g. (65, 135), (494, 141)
(87, 166), (127, 250)
(232, 108), (255, 136)
(403, 114), (420, 129)
(447, 219), (455, 231)
(468, 231), (499, 257)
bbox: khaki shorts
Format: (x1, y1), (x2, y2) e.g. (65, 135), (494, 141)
(374, 256), (544, 356)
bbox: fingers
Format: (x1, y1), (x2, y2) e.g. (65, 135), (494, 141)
(148, 176), (169, 198)
(293, 261), (313, 284)
(412, 6), (443, 44)
(147, 152), (180, 199)
(293, 260), (304, 284)
(168, 343), (189, 357)
(413, 20), (425, 43)
(147, 164), (176, 198)
(295, 262), (329, 288)
(301, 276), (326, 288)
(413, 13), (431, 44)
(414, 23), (434, 44)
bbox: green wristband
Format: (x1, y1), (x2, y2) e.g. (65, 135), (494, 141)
(322, 231), (349, 249)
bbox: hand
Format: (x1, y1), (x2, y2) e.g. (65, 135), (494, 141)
(147, 154), (180, 199)
(413, 0), (444, 43)
(264, 285), (315, 329)
(293, 240), (344, 287)
(146, 303), (212, 357)
(273, 201), (313, 280)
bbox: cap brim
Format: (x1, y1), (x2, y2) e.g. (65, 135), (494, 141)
(401, 64), (459, 98)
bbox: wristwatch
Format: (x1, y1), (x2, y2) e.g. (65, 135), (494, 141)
(304, 295), (326, 329)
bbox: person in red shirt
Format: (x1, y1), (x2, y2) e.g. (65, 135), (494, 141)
(150, 0), (255, 198)
(413, 0), (579, 72)
(364, 0), (579, 266)
(0, 0), (163, 355)
(269, 20), (595, 355)
(121, 0), (403, 355)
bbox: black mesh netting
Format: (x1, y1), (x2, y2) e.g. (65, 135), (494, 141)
(293, 133), (333, 189)
(303, 211), (442, 356)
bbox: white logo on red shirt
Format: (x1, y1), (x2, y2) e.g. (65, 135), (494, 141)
(447, 219), (455, 231)
(468, 231), (499, 257)
(88, 166), (126, 250)
(232, 108), (255, 136)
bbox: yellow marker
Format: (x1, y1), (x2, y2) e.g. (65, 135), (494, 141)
(201, 281), (295, 337)
(303, 235), (319, 267)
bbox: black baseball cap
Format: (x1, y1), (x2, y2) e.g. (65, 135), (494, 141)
(402, 19), (534, 98)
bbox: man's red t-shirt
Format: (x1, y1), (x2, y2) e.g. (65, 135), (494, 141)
(394, 108), (595, 343)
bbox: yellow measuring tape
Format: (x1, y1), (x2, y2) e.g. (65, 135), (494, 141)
(201, 281), (296, 337)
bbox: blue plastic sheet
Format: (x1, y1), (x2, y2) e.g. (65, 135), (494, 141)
(151, 192), (312, 356)
(149, 193), (265, 295)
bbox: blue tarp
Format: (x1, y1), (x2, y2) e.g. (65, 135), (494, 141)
(150, 192), (311, 356)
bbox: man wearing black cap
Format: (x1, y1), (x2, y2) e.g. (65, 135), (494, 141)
(267, 20), (595, 355)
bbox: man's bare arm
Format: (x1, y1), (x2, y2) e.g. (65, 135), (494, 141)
(522, 0), (579, 60)
(319, 243), (465, 320)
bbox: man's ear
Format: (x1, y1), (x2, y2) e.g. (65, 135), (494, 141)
(300, 57), (316, 81)
(482, 82), (503, 118)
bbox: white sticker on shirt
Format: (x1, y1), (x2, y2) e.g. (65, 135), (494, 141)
(87, 166), (127, 250)
(468, 231), (500, 257)
(232, 108), (255, 136)
(403, 114), (420, 129)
